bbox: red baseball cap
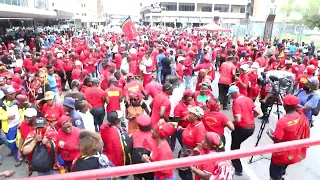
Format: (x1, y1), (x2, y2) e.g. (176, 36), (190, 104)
(137, 114), (151, 127)
(153, 122), (176, 138)
(57, 115), (72, 127)
(283, 95), (299, 106)
(183, 89), (194, 97)
(206, 132), (222, 147)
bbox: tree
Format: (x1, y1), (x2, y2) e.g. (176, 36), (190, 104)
(302, 0), (320, 28)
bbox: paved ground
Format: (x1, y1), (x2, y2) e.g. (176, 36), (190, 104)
(1, 72), (320, 180)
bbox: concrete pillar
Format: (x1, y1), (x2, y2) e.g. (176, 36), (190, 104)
(33, 19), (38, 33)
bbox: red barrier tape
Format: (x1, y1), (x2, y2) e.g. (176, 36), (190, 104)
(16, 138), (320, 180)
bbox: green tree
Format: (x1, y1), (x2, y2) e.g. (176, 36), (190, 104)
(302, 0), (320, 28)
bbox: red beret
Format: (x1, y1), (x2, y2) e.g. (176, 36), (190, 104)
(283, 95), (299, 106)
(153, 122), (176, 138)
(137, 114), (151, 127)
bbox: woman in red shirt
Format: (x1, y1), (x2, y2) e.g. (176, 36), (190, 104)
(142, 121), (175, 180)
(202, 99), (234, 145)
(235, 64), (249, 96)
(194, 82), (215, 109)
(56, 115), (81, 171)
(41, 91), (66, 125)
(180, 106), (206, 180)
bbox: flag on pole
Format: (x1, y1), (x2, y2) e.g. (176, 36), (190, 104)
(121, 16), (137, 41)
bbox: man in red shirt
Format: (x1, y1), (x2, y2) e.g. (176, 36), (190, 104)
(84, 78), (107, 131)
(114, 71), (126, 90)
(267, 95), (310, 180)
(123, 73), (147, 102)
(145, 75), (163, 99)
(228, 85), (260, 176)
(293, 65), (316, 91)
(184, 51), (195, 90)
(105, 76), (123, 113)
(218, 56), (237, 109)
(235, 64), (249, 96)
(150, 83), (173, 126)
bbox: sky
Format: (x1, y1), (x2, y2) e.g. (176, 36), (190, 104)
(104, 0), (144, 16)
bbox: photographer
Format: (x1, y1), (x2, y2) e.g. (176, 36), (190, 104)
(267, 95), (310, 180)
(295, 77), (319, 127)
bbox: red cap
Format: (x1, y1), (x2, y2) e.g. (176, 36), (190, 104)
(153, 122), (176, 138)
(127, 73), (134, 78)
(306, 65), (316, 74)
(137, 114), (151, 127)
(206, 132), (221, 146)
(57, 115), (72, 127)
(183, 89), (194, 97)
(206, 99), (220, 112)
(283, 95), (299, 106)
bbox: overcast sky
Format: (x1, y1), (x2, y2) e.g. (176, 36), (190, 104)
(104, 0), (144, 16)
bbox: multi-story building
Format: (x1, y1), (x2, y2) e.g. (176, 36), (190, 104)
(73, 0), (105, 27)
(140, 0), (249, 27)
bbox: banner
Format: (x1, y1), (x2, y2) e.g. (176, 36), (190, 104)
(121, 16), (137, 41)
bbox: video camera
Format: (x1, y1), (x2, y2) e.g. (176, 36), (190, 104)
(257, 70), (295, 96)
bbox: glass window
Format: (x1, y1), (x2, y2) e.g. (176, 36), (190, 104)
(179, 3), (195, 11)
(197, 3), (212, 12)
(160, 2), (177, 11)
(214, 4), (229, 12)
(4, 0), (11, 5)
(231, 5), (245, 13)
(0, 0), (5, 4)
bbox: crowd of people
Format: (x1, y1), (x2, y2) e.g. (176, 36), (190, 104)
(0, 25), (316, 180)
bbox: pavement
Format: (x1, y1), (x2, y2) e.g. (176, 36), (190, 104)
(1, 72), (320, 180)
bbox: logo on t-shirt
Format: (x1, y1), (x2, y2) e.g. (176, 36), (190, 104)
(75, 119), (82, 126)
(107, 91), (120, 97)
(128, 85), (140, 92)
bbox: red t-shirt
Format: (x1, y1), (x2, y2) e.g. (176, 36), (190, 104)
(114, 77), (126, 90)
(151, 92), (171, 126)
(19, 121), (35, 140)
(309, 59), (318, 67)
(174, 100), (196, 128)
(219, 61), (236, 85)
(105, 86), (122, 112)
(71, 69), (81, 80)
(296, 74), (312, 89)
(232, 95), (255, 128)
(182, 121), (206, 148)
(236, 73), (249, 96)
(85, 87), (105, 108)
(123, 81), (144, 100)
(202, 111), (229, 136)
(100, 124), (125, 166)
(132, 130), (153, 150)
(194, 62), (215, 80)
(41, 103), (66, 121)
(150, 139), (175, 179)
(56, 127), (81, 161)
(271, 112), (310, 165)
(145, 81), (163, 99)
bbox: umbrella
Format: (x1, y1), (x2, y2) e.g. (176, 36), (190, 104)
(199, 23), (231, 32)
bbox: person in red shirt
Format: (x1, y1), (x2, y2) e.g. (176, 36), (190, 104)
(218, 56), (237, 109)
(56, 115), (81, 171)
(194, 54), (215, 81)
(194, 82), (215, 109)
(184, 51), (195, 89)
(247, 62), (260, 101)
(308, 54), (318, 67)
(171, 89), (196, 150)
(105, 76), (123, 113)
(145, 75), (163, 99)
(281, 59), (293, 73)
(293, 65), (316, 91)
(62, 57), (73, 90)
(141, 121), (176, 180)
(195, 69), (212, 91)
(150, 83), (173, 126)
(228, 85), (260, 176)
(123, 73), (147, 102)
(175, 56), (185, 81)
(100, 111), (130, 167)
(71, 61), (82, 81)
(41, 91), (66, 125)
(267, 95), (310, 180)
(114, 71), (126, 89)
(131, 114), (154, 180)
(180, 106), (206, 180)
(202, 99), (234, 145)
(235, 64), (249, 96)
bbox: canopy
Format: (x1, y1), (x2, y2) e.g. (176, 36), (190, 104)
(196, 23), (231, 32)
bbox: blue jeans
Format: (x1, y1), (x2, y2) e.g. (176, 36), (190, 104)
(38, 170), (59, 176)
(154, 174), (176, 180)
(157, 68), (162, 83)
(185, 75), (192, 90)
(5, 125), (18, 160)
(0, 130), (9, 147)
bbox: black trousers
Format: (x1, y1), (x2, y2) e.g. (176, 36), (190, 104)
(218, 83), (230, 109)
(231, 126), (255, 173)
(90, 107), (105, 132)
(260, 96), (276, 118)
(269, 161), (288, 180)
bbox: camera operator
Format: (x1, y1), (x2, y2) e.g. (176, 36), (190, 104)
(295, 77), (319, 127)
(267, 95), (310, 180)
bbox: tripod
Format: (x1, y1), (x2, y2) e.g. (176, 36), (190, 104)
(248, 94), (283, 164)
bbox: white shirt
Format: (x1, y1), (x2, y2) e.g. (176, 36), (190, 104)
(140, 56), (153, 74)
(120, 58), (130, 74)
(7, 104), (20, 128)
(78, 110), (95, 131)
(169, 86), (184, 117)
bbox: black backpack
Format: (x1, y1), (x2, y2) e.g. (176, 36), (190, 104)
(30, 139), (55, 172)
(117, 127), (133, 166)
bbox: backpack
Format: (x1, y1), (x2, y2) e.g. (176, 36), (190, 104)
(296, 89), (320, 116)
(30, 139), (55, 172)
(117, 127), (133, 166)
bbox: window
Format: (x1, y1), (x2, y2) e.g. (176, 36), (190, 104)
(82, 13), (86, 16)
(231, 5), (245, 13)
(197, 3), (212, 12)
(160, 2), (177, 11)
(179, 3), (195, 11)
(81, 3), (86, 8)
(214, 4), (229, 12)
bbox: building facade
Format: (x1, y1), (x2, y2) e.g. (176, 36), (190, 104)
(140, 0), (248, 27)
(73, 0), (105, 27)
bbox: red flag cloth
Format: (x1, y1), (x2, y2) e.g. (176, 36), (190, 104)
(121, 16), (137, 40)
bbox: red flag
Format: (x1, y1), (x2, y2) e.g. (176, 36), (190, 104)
(121, 16), (137, 41)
